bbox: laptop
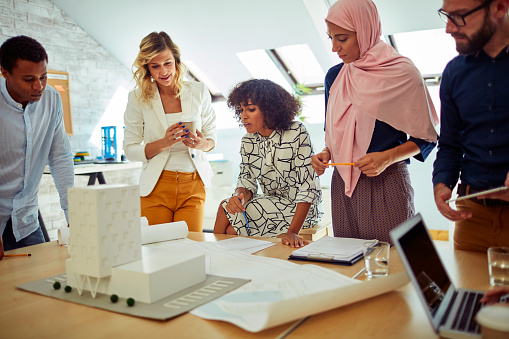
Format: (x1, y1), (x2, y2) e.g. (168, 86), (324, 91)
(390, 213), (484, 339)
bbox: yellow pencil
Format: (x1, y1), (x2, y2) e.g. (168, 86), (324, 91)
(327, 163), (354, 166)
(4, 253), (31, 257)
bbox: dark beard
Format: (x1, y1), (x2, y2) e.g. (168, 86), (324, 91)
(454, 11), (496, 55)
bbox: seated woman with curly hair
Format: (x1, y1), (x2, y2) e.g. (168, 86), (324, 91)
(213, 79), (322, 247)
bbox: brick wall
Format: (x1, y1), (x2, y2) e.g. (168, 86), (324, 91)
(1, 0), (140, 239)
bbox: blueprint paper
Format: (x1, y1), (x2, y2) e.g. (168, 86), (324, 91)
(141, 220), (188, 244)
(192, 268), (408, 332)
(215, 237), (276, 254)
(147, 239), (409, 332)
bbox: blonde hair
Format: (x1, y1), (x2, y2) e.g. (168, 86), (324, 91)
(132, 32), (187, 103)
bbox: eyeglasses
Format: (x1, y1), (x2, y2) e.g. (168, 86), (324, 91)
(438, 0), (495, 27)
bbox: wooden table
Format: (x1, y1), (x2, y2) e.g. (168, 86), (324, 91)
(0, 233), (490, 338)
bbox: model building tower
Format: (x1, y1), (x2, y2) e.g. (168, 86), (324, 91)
(68, 184), (141, 295)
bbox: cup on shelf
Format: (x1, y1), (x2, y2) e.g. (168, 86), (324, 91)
(363, 241), (390, 279)
(488, 247), (509, 286)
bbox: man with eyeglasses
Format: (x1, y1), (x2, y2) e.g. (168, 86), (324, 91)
(433, 0), (509, 252)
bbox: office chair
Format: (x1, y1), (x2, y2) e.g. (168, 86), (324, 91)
(38, 210), (50, 242)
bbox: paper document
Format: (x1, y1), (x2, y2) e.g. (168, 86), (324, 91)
(147, 238), (407, 332)
(215, 237), (276, 254)
(289, 236), (377, 265)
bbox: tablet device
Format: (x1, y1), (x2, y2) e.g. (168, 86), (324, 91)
(446, 186), (508, 203)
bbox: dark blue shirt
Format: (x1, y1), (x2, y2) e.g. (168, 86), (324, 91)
(325, 63), (436, 163)
(432, 47), (509, 189)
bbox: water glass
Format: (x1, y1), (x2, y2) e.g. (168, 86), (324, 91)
(487, 247), (509, 286)
(363, 241), (390, 278)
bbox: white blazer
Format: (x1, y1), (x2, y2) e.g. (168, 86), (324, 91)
(123, 81), (217, 196)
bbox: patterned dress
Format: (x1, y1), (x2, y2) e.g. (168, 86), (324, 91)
(331, 163), (415, 245)
(222, 121), (322, 237)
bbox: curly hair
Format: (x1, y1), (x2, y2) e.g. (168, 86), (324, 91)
(227, 79), (300, 131)
(0, 36), (48, 73)
(132, 32), (187, 103)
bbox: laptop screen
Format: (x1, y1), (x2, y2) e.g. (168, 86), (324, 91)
(391, 214), (452, 318)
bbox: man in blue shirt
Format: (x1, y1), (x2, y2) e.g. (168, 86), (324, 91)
(433, 0), (509, 251)
(0, 36), (74, 259)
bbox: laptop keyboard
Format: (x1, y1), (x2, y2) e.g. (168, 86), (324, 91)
(451, 291), (484, 334)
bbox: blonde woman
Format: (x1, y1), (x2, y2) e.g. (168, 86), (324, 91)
(123, 32), (216, 231)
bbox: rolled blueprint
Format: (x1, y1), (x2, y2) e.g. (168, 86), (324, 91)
(141, 220), (188, 244)
(57, 227), (70, 246)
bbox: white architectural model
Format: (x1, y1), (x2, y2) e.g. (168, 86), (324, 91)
(65, 184), (205, 303)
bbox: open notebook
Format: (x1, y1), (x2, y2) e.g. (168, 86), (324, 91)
(289, 236), (376, 265)
(390, 213), (484, 339)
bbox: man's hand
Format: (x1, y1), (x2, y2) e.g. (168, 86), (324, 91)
(433, 183), (472, 221)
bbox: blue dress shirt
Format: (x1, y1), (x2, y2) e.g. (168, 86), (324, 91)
(432, 47), (509, 189)
(325, 63), (436, 163)
(0, 77), (74, 241)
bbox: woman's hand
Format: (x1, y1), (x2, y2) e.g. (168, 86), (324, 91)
(224, 192), (247, 214)
(354, 151), (392, 177)
(161, 122), (188, 148)
(355, 140), (420, 177)
(281, 232), (309, 248)
(182, 129), (212, 151)
(311, 148), (331, 176)
(144, 122), (188, 159)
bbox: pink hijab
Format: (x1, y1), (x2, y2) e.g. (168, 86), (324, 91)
(325, 0), (438, 197)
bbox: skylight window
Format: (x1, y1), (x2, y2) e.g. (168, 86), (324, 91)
(392, 28), (458, 76)
(184, 60), (222, 96)
(274, 44), (325, 86)
(236, 49), (293, 93)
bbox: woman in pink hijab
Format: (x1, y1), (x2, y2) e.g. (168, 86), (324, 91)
(311, 0), (439, 244)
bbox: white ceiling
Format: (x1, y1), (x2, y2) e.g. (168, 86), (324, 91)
(51, 0), (445, 95)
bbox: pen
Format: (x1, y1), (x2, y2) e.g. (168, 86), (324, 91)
(4, 253), (31, 257)
(276, 316), (309, 339)
(238, 197), (251, 236)
(352, 267), (366, 279)
(327, 163), (354, 166)
(242, 211), (251, 236)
